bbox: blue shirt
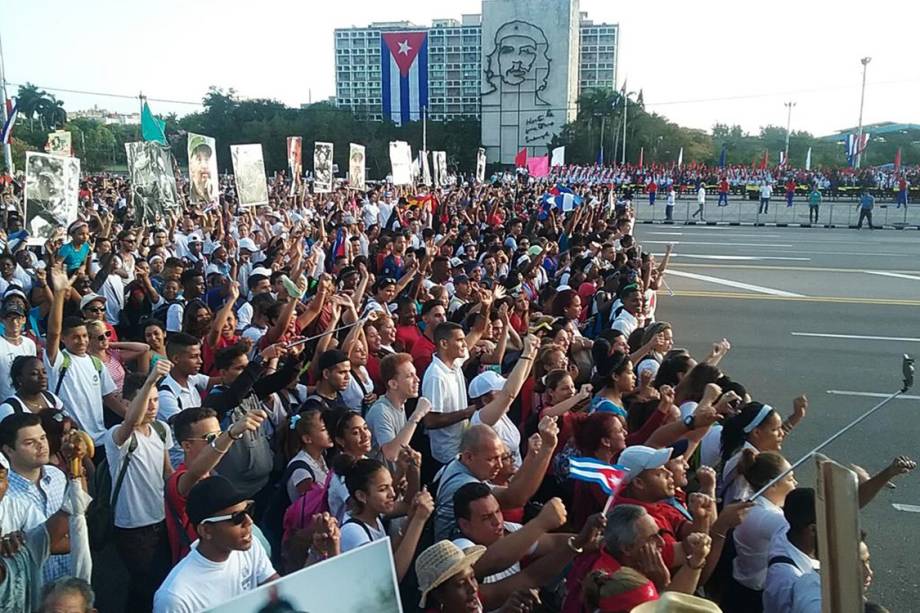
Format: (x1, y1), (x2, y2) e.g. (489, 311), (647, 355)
(859, 194), (875, 210)
(57, 242), (90, 273)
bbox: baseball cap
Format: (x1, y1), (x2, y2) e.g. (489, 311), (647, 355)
(238, 237), (258, 252)
(527, 245), (544, 257)
(317, 349), (349, 373)
(617, 445), (673, 484)
(205, 264), (221, 277)
(188, 134), (213, 157)
(251, 266), (273, 278)
(468, 371), (506, 399)
(79, 293), (106, 311)
(187, 233), (203, 244)
(453, 274), (469, 285)
(1, 301), (26, 317)
(337, 266), (359, 283)
(186, 475), (249, 526)
(449, 257), (464, 268)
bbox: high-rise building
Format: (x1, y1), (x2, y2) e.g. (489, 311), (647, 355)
(333, 1), (618, 163)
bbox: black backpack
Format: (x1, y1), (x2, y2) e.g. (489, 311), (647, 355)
(262, 459), (314, 564)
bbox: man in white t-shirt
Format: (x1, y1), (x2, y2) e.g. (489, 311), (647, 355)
(154, 475), (279, 613)
(105, 360), (174, 611)
(0, 300), (37, 401)
(158, 332), (210, 466)
(45, 266), (124, 445)
(422, 322), (475, 466)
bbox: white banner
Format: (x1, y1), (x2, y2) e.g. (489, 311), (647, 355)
(434, 151), (447, 187)
(349, 143), (366, 191)
(551, 145), (565, 167)
(230, 144), (269, 207)
(476, 147), (486, 183)
(389, 141), (413, 185)
(313, 141), (334, 193)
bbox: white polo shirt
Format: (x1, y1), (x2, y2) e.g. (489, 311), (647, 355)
(422, 355), (469, 465)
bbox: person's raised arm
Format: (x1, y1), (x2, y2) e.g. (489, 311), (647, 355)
(703, 338), (731, 367)
(541, 384), (592, 419)
(472, 498), (566, 576)
(379, 398), (433, 463)
(391, 489), (434, 582)
(46, 262), (73, 366)
(856, 455), (917, 509)
(493, 416), (558, 509)
(112, 359), (171, 447)
(465, 287), (501, 349)
(108, 341), (151, 363)
(207, 282), (240, 348)
(135, 265), (161, 304)
(477, 335), (538, 426)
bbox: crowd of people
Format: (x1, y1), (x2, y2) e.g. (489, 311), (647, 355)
(0, 162), (914, 613)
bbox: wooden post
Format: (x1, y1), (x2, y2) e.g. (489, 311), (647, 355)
(815, 455), (863, 613)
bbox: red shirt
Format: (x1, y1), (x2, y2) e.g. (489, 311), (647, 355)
(613, 495), (690, 569)
(409, 333), (437, 377)
(165, 465), (197, 564)
(719, 179), (729, 193)
(395, 323), (422, 353)
(786, 180), (796, 194)
(201, 334), (237, 376)
(571, 479), (608, 532)
(366, 353), (384, 394)
(562, 548), (658, 613)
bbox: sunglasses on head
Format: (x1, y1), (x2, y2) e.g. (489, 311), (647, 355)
(201, 501), (255, 526)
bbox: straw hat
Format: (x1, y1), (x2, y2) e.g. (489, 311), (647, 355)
(416, 541), (486, 607)
(630, 592), (722, 612)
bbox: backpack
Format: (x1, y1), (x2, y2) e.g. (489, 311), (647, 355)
(86, 421), (168, 551)
(151, 299), (179, 324)
(54, 351), (104, 396)
(2, 392), (56, 414)
(157, 383), (183, 412)
(281, 467), (333, 544)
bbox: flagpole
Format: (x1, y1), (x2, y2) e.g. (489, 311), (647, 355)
(783, 101), (796, 164)
(621, 90), (628, 166)
(138, 91), (144, 140)
(855, 57), (871, 168)
(422, 105), (427, 154)
(0, 29), (14, 175)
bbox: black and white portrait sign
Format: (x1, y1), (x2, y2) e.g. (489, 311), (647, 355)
(231, 144), (269, 207)
(313, 142), (334, 193)
(126, 141), (179, 225)
(24, 152), (80, 242)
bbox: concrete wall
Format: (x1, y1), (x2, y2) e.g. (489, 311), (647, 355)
(480, 0), (580, 164)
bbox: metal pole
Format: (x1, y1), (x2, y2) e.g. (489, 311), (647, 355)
(855, 57), (871, 168)
(599, 115), (606, 165)
(422, 105), (427, 153)
(0, 29), (14, 175)
(784, 101), (796, 163)
(748, 354), (914, 501)
(621, 94), (628, 165)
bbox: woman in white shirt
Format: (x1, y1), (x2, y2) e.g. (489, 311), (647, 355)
(724, 450), (797, 613)
(338, 456), (432, 582)
(0, 355), (64, 422)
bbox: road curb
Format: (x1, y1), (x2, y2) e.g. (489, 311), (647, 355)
(638, 220), (920, 230)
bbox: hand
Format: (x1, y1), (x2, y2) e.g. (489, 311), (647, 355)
(534, 497), (567, 531)
(537, 414), (559, 449)
(49, 262), (72, 291)
(147, 359), (172, 383)
(688, 492), (716, 531)
(396, 445), (422, 471)
(409, 397), (433, 425)
(227, 281), (240, 303)
(260, 343), (287, 362)
(492, 285), (507, 302)
(527, 432), (543, 457)
(576, 383), (593, 402)
(700, 383), (723, 407)
(310, 512), (340, 560)
(498, 302), (510, 323)
(713, 500), (755, 533)
(479, 288), (494, 309)
(714, 390), (742, 416)
(793, 395), (808, 420)
(0, 532), (24, 558)
(498, 589), (541, 613)
(657, 384), (675, 411)
(410, 488), (434, 521)
(683, 532), (712, 569)
(884, 455), (917, 480)
(229, 408), (266, 438)
(696, 466), (717, 496)
(635, 542), (670, 588)
(692, 404), (721, 429)
(575, 512), (607, 552)
(521, 334), (539, 361)
(711, 338), (731, 356)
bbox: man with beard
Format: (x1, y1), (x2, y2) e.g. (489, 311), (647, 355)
(188, 134), (215, 205)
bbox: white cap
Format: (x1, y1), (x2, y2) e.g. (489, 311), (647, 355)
(617, 445), (673, 484)
(238, 237), (258, 252)
(205, 264), (221, 276)
(449, 257), (464, 268)
(187, 233), (203, 244)
(250, 266), (273, 278)
(468, 371), (506, 399)
(79, 293), (106, 311)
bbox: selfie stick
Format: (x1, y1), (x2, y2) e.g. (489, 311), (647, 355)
(747, 354), (914, 501)
(284, 312), (374, 349)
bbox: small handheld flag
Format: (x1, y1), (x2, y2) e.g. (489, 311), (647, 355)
(1, 99), (18, 145)
(568, 457), (629, 497)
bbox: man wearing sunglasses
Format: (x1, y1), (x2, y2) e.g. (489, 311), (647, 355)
(78, 293), (118, 342)
(154, 475), (279, 613)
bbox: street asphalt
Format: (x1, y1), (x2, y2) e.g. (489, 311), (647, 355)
(639, 223), (920, 610)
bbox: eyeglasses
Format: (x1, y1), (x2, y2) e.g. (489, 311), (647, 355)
(185, 431), (220, 444)
(200, 501), (255, 525)
(96, 330), (112, 341)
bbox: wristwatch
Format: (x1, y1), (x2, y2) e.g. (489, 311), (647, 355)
(682, 414), (696, 430)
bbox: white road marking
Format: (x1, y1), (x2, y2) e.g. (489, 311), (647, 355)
(666, 270), (805, 297)
(660, 253), (811, 261)
(864, 271), (920, 282)
(826, 390), (920, 401)
(642, 240), (795, 247)
(793, 332), (920, 342)
(648, 232), (784, 238)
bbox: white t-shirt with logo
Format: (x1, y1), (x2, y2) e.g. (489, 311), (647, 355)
(153, 541), (276, 613)
(0, 335), (37, 401)
(44, 350), (116, 444)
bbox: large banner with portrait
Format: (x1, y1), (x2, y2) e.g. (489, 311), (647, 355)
(46, 130), (72, 156)
(419, 150), (432, 187)
(126, 141), (179, 225)
(476, 147), (487, 183)
(24, 152), (80, 242)
(287, 136), (303, 185)
(313, 141), (334, 193)
(210, 538), (402, 613)
(230, 144), (269, 207)
(188, 132), (218, 205)
(349, 143), (366, 191)
(389, 141), (412, 186)
(433, 151), (447, 187)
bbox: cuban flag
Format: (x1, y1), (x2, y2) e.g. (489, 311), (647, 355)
(381, 31), (428, 126)
(1, 99), (17, 145)
(568, 457), (629, 497)
(330, 227), (347, 261)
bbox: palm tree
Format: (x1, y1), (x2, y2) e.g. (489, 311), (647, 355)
(16, 83), (51, 129)
(41, 96), (67, 129)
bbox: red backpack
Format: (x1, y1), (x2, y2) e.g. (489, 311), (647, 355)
(282, 469), (335, 544)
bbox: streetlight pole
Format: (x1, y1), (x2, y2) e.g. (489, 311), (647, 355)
(422, 104), (427, 153)
(783, 101), (796, 165)
(621, 93), (628, 165)
(0, 29), (14, 175)
(855, 57), (871, 168)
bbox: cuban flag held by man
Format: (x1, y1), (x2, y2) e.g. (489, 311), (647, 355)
(381, 31), (428, 126)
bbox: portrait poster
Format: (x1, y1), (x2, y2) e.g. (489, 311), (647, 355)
(434, 151), (448, 187)
(313, 141), (334, 193)
(125, 141), (179, 225)
(419, 150), (432, 187)
(389, 141), (412, 186)
(187, 132), (218, 205)
(287, 136), (303, 185)
(24, 152), (80, 242)
(209, 538), (402, 613)
(476, 147), (487, 183)
(46, 130), (72, 156)
(230, 144), (269, 207)
(349, 143), (366, 191)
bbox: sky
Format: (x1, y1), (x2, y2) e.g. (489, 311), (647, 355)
(4, 0), (919, 137)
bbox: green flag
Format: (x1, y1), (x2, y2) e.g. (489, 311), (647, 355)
(141, 100), (167, 144)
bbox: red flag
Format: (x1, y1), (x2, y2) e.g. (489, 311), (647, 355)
(759, 150), (768, 171)
(895, 148), (902, 173)
(514, 147), (528, 168)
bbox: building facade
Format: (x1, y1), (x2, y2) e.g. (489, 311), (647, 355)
(333, 0), (618, 163)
